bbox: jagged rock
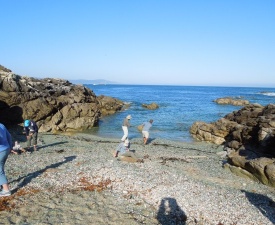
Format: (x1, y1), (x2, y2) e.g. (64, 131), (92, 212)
(246, 157), (274, 185)
(228, 152), (247, 168)
(191, 103), (275, 187)
(0, 64), (12, 73)
(265, 163), (275, 186)
(227, 153), (275, 186)
(190, 118), (238, 145)
(0, 68), (124, 132)
(224, 163), (259, 181)
(190, 104), (275, 154)
(97, 95), (124, 116)
(142, 102), (159, 110)
(227, 140), (242, 150)
(214, 97), (249, 106)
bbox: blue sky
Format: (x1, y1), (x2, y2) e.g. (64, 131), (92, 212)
(1, 0), (275, 87)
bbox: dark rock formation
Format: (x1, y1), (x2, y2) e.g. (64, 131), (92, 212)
(0, 64), (12, 73)
(0, 67), (124, 132)
(214, 97), (249, 106)
(142, 102), (159, 110)
(190, 103), (275, 187)
(97, 95), (124, 116)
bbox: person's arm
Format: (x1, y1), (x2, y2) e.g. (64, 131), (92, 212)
(33, 122), (39, 133)
(24, 127), (29, 136)
(126, 120), (130, 127)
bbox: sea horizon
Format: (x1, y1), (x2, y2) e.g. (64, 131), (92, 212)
(71, 80), (275, 89)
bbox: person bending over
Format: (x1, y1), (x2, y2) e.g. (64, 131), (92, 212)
(24, 119), (39, 151)
(114, 138), (143, 163)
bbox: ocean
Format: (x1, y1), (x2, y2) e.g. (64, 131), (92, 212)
(84, 85), (275, 142)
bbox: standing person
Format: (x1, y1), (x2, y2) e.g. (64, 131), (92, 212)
(121, 115), (131, 141)
(142, 119), (153, 145)
(24, 119), (39, 151)
(0, 123), (12, 196)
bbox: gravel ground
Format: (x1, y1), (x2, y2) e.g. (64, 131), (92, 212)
(0, 132), (274, 225)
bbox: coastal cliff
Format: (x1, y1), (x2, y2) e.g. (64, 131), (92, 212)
(0, 65), (124, 132)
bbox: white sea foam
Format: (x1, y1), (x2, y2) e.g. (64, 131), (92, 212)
(260, 92), (275, 97)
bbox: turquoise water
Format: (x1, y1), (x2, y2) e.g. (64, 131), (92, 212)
(84, 85), (275, 142)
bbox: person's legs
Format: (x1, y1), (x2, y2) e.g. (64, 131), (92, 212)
(26, 135), (31, 148)
(121, 126), (128, 141)
(142, 131), (149, 144)
(32, 133), (38, 151)
(0, 149), (10, 195)
(113, 151), (119, 157)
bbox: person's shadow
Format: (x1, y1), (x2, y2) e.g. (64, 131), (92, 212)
(38, 141), (68, 150)
(146, 138), (156, 145)
(11, 156), (76, 192)
(156, 197), (187, 225)
(242, 190), (275, 224)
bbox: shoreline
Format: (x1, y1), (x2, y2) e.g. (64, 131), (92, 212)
(70, 126), (197, 144)
(1, 132), (275, 224)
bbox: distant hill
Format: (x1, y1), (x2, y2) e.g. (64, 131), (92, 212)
(0, 65), (115, 85)
(70, 79), (116, 85)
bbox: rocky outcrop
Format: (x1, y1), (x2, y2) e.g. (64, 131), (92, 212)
(142, 102), (159, 110)
(97, 95), (124, 116)
(214, 97), (249, 106)
(0, 68), (124, 132)
(190, 103), (275, 187)
(0, 64), (12, 73)
(190, 118), (238, 145)
(225, 150), (275, 187)
(190, 103), (274, 152)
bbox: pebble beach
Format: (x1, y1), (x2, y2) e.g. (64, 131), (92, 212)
(1, 132), (275, 225)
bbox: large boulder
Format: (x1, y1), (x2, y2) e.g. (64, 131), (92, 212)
(142, 102), (159, 110)
(0, 67), (124, 132)
(226, 152), (275, 186)
(190, 118), (239, 145)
